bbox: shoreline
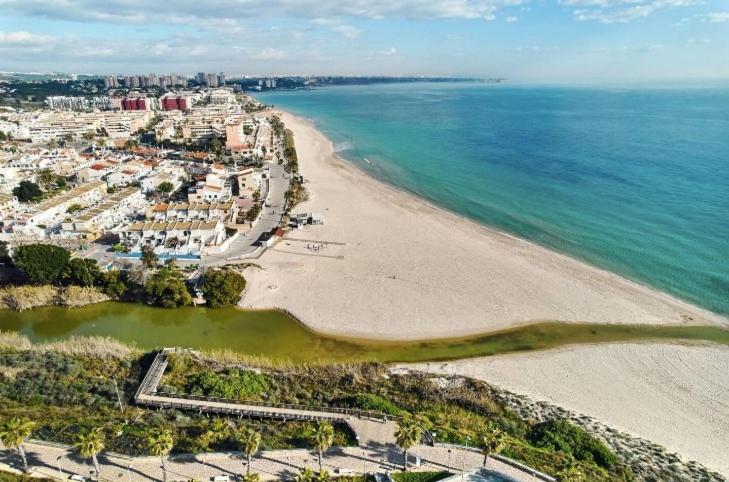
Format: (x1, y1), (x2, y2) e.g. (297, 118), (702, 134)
(241, 110), (726, 341)
(240, 109), (729, 474)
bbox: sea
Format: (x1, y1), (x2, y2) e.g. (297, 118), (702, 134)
(257, 83), (729, 316)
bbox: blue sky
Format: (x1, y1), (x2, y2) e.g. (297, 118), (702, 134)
(0, 0), (727, 81)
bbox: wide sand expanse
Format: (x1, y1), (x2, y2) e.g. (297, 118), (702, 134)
(242, 112), (726, 339)
(403, 342), (729, 475)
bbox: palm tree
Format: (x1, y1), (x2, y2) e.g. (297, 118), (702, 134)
(478, 422), (506, 466)
(147, 428), (174, 482)
(556, 459), (585, 482)
(238, 427), (261, 476)
(308, 421), (334, 474)
(394, 418), (421, 471)
(242, 474), (261, 482)
(74, 427), (105, 481)
(0, 417), (35, 474)
(296, 467), (315, 482)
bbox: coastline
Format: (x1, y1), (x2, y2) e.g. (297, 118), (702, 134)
(241, 110), (726, 340)
(240, 109), (729, 475)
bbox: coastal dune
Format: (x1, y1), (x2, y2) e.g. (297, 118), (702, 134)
(403, 342), (729, 475)
(242, 112), (726, 340)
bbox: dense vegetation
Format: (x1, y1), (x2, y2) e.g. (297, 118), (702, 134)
(155, 352), (632, 481)
(0, 338), (639, 480)
(0, 339), (354, 463)
(2, 244), (247, 310)
(11, 181), (43, 203)
(201, 269), (247, 308)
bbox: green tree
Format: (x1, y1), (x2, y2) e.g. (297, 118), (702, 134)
(124, 139), (139, 150)
(147, 427), (174, 482)
(395, 417), (421, 471)
(478, 422), (506, 466)
(238, 427), (261, 476)
(140, 244), (158, 269)
(157, 181), (174, 195)
(12, 181), (43, 203)
(201, 269), (247, 308)
(13, 244), (70, 284)
(145, 266), (192, 308)
(210, 137), (224, 155)
(36, 168), (56, 190)
(242, 474), (261, 482)
(74, 427), (105, 481)
(101, 270), (128, 298)
(0, 240), (9, 263)
(62, 258), (102, 287)
(0, 417), (35, 474)
(308, 421), (334, 474)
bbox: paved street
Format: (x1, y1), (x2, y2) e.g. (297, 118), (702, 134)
(0, 440), (547, 482)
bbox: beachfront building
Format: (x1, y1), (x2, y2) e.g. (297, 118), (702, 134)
(146, 200), (238, 224)
(236, 167), (264, 196)
(119, 219), (226, 254)
(187, 172), (231, 202)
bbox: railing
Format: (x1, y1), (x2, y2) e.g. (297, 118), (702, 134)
(152, 391), (398, 421)
(134, 348), (440, 447)
(433, 443), (556, 482)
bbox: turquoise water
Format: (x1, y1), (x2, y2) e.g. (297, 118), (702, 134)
(258, 83), (729, 315)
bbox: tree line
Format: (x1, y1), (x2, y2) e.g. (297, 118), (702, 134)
(4, 243), (246, 309)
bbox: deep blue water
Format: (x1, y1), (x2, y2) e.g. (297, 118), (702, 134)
(257, 83), (729, 315)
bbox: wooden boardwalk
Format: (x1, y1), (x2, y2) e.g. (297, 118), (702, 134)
(134, 348), (401, 446)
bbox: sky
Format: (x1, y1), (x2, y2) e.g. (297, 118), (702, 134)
(0, 0), (728, 81)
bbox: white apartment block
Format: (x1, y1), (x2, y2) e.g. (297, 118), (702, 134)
(61, 186), (145, 237)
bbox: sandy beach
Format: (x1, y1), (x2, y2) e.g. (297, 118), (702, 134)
(402, 342), (729, 475)
(242, 112), (726, 339)
(239, 111), (729, 475)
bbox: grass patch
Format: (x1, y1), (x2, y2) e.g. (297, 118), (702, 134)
(392, 472), (451, 482)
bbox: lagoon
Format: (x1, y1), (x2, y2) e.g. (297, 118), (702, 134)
(2, 303), (728, 362)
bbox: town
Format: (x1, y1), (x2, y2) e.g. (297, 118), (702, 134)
(0, 77), (317, 277)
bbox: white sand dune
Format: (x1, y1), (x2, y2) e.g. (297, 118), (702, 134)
(403, 342), (729, 475)
(242, 112), (725, 339)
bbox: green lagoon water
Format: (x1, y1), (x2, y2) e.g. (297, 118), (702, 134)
(2, 303), (727, 362)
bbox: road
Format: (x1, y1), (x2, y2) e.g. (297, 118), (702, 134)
(203, 162), (289, 265)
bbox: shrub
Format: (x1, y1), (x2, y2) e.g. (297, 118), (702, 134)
(343, 393), (403, 415)
(187, 368), (269, 400)
(528, 419), (617, 469)
(201, 269), (246, 308)
(62, 258), (103, 287)
(145, 267), (192, 308)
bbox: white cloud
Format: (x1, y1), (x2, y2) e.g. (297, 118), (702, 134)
(506, 15), (519, 22)
(312, 18), (363, 38)
(0, 31), (51, 45)
(563, 0), (699, 23)
(251, 48), (287, 60)
(0, 0), (525, 23)
(699, 12), (729, 22)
